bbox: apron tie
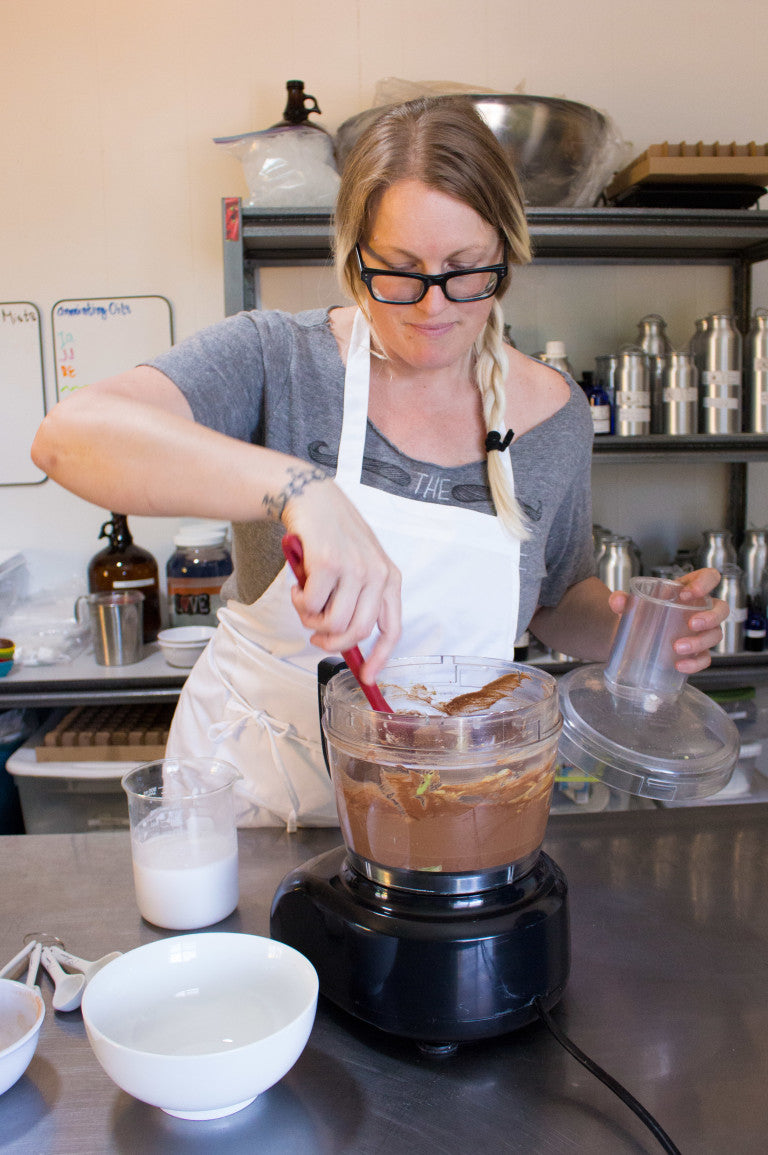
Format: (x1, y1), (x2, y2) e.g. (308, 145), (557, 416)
(207, 658), (316, 834)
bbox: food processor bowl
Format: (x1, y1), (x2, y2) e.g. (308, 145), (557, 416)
(322, 656), (562, 892)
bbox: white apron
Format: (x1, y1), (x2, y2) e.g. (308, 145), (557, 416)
(166, 310), (521, 830)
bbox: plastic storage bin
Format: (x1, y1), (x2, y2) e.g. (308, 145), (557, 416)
(7, 743), (130, 834)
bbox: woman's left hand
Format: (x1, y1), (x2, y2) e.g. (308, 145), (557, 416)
(608, 567), (728, 675)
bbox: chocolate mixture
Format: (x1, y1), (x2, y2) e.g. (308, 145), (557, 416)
(334, 753), (556, 873)
(438, 671), (529, 716)
(385, 670), (529, 717)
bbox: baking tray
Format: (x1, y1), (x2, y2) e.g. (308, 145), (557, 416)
(605, 141), (768, 200)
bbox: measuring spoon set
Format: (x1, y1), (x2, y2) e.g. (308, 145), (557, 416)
(0, 937), (122, 1012)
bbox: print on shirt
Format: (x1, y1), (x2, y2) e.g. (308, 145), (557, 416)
(308, 439), (542, 522)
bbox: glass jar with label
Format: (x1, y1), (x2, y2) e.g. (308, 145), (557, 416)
(166, 522), (233, 628)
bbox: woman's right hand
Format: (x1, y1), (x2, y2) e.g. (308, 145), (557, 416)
(281, 478), (402, 681)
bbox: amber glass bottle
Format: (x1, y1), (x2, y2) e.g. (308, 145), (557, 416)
(87, 514), (162, 642)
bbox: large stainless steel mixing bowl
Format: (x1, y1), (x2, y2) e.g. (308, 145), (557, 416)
(334, 94), (618, 208)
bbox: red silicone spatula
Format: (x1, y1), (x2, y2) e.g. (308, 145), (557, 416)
(281, 534), (392, 712)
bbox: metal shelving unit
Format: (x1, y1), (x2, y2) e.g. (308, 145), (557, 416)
(223, 201), (768, 318)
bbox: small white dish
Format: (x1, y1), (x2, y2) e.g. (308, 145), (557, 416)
(81, 932), (318, 1120)
(156, 626), (216, 668)
(0, 978), (45, 1096)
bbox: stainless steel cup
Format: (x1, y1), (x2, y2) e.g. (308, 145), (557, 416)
(75, 591), (144, 666)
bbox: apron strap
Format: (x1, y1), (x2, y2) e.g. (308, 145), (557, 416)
(207, 646), (318, 834)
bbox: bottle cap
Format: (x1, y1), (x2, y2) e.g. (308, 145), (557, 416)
(545, 340), (566, 357)
(173, 521), (230, 548)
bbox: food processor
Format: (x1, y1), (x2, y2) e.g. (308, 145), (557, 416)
(270, 579), (739, 1051)
(271, 655), (568, 1049)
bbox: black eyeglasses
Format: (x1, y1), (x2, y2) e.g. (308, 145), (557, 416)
(355, 244), (507, 304)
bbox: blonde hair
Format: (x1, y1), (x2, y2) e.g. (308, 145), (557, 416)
(334, 97), (533, 539)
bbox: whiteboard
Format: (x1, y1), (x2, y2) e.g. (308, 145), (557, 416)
(51, 295), (174, 399)
(0, 301), (47, 486)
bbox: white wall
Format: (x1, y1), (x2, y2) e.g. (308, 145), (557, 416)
(2, 0), (768, 586)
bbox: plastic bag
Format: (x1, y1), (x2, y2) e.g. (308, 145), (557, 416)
(372, 77), (504, 104)
(215, 125), (340, 208)
(3, 577), (89, 666)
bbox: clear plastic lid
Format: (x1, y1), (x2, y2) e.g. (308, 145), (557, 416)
(558, 577), (740, 801)
(558, 664), (739, 801)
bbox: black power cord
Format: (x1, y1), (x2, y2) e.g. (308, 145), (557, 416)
(534, 999), (682, 1155)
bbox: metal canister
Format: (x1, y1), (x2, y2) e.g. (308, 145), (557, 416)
(672, 547), (697, 574)
(700, 313), (742, 434)
(662, 351), (699, 435)
(689, 316), (709, 367)
(613, 346), (651, 436)
(746, 308), (768, 433)
(698, 530), (737, 573)
(637, 314), (672, 433)
(738, 528), (768, 599)
(597, 535), (641, 592)
(714, 563), (747, 654)
(593, 525), (612, 568)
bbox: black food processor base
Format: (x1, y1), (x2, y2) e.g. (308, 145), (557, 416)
(270, 845), (570, 1048)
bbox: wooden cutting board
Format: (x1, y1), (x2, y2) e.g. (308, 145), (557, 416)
(35, 703), (175, 762)
(606, 141), (768, 198)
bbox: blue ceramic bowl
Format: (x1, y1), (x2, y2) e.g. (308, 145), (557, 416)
(0, 659), (14, 678)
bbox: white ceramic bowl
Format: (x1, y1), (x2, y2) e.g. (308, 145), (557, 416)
(156, 626), (216, 668)
(0, 979), (45, 1096)
(81, 932), (318, 1120)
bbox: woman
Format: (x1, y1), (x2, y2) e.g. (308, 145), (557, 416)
(32, 98), (726, 829)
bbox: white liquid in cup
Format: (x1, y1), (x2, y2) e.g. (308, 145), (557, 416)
(131, 831), (239, 930)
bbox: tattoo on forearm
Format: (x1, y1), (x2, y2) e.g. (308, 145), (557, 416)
(263, 466), (327, 520)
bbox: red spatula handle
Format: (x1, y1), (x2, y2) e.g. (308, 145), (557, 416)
(281, 534), (392, 712)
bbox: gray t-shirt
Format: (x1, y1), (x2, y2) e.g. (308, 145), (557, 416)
(150, 307), (596, 638)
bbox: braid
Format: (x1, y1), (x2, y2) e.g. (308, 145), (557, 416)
(474, 302), (530, 540)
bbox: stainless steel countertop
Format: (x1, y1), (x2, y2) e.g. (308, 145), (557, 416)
(1, 805), (766, 1153)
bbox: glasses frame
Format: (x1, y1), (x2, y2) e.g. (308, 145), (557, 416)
(355, 243), (508, 304)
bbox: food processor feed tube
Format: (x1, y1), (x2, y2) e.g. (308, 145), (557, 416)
(271, 657), (570, 1047)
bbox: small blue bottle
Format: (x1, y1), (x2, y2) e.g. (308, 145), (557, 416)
(744, 599), (766, 652)
(583, 373), (612, 435)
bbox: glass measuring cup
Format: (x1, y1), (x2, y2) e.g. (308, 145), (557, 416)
(122, 758), (241, 930)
